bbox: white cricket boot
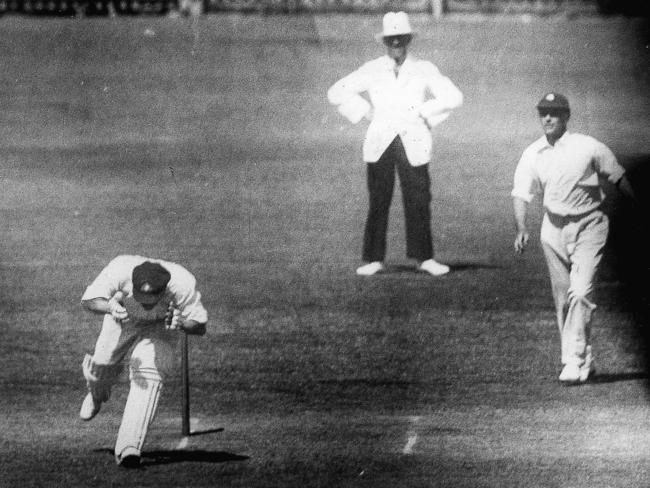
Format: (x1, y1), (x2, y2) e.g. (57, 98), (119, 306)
(559, 363), (581, 384)
(79, 392), (101, 421)
(356, 261), (384, 276)
(418, 259), (450, 276)
(579, 346), (595, 382)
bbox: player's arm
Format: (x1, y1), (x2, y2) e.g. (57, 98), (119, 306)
(419, 64), (463, 127)
(511, 150), (539, 254)
(180, 319), (206, 336)
(81, 292), (128, 321)
(166, 305), (207, 335)
(327, 65), (372, 124)
(512, 197), (530, 254)
(615, 173), (637, 204)
(592, 141), (638, 204)
(80, 256), (131, 321)
(165, 271), (208, 336)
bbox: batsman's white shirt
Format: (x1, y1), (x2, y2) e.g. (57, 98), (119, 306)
(82, 255), (208, 325)
(327, 54), (463, 166)
(511, 131), (625, 216)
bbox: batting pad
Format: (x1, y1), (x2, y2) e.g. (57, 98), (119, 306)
(82, 354), (123, 403)
(114, 373), (162, 460)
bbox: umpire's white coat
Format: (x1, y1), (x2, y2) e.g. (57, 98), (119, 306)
(327, 54), (463, 166)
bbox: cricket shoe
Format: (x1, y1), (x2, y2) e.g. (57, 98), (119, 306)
(579, 348), (596, 382)
(116, 446), (142, 468)
(79, 393), (101, 421)
(559, 364), (581, 384)
(559, 361), (595, 384)
(356, 261), (384, 276)
(559, 347), (596, 385)
(418, 259), (450, 276)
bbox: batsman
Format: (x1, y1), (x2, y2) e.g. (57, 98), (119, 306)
(79, 255), (208, 468)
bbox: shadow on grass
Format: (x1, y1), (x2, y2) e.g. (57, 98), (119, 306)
(142, 450), (249, 466)
(93, 447), (249, 467)
(379, 262), (502, 275)
(188, 427), (225, 437)
(561, 371), (648, 387)
(588, 371), (648, 384)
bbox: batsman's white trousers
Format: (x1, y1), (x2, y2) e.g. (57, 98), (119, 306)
(540, 209), (608, 367)
(91, 314), (177, 377)
(89, 315), (179, 459)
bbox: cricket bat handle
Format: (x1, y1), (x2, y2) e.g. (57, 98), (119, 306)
(181, 332), (190, 436)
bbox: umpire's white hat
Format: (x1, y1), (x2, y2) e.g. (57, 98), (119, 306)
(375, 12), (415, 41)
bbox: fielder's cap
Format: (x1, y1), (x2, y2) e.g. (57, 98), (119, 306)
(132, 261), (170, 304)
(536, 92), (570, 113)
(375, 11), (415, 42)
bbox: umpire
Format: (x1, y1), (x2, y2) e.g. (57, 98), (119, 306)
(327, 12), (463, 276)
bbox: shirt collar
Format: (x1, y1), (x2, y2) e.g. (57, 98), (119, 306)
(538, 130), (571, 151)
(383, 54), (412, 71)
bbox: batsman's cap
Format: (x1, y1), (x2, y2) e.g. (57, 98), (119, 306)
(536, 92), (570, 113)
(132, 261), (170, 304)
(375, 11), (415, 41)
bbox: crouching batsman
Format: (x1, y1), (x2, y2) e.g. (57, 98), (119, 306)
(79, 255), (208, 467)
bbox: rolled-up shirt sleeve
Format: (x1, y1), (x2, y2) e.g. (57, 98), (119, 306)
(592, 139), (625, 185)
(511, 150), (540, 203)
(81, 256), (129, 301)
(169, 273), (208, 324)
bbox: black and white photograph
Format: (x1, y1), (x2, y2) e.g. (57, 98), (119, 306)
(1, 0), (649, 486)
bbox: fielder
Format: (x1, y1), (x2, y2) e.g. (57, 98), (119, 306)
(327, 11), (463, 277)
(512, 93), (636, 384)
(79, 255), (208, 467)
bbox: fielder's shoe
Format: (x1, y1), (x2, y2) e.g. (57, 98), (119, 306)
(559, 363), (581, 384)
(116, 446), (142, 468)
(560, 348), (595, 384)
(79, 393), (101, 421)
(418, 259), (450, 276)
(356, 261), (384, 276)
(579, 348), (595, 382)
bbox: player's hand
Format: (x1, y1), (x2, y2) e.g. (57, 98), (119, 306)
(108, 292), (129, 322)
(165, 301), (184, 331)
(514, 230), (529, 254)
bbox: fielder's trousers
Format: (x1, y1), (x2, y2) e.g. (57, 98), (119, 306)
(540, 209), (609, 366)
(362, 136), (433, 263)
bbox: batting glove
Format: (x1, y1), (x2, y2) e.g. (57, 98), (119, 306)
(165, 301), (184, 330)
(108, 292), (128, 322)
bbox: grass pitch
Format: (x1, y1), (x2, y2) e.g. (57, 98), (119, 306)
(0, 12), (649, 488)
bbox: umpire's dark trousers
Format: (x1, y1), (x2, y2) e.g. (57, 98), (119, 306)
(362, 136), (434, 263)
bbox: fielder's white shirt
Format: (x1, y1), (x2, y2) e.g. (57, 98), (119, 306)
(82, 255), (208, 325)
(327, 54), (463, 166)
(512, 131), (625, 217)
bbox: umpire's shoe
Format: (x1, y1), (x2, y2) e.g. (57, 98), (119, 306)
(418, 259), (450, 276)
(79, 393), (101, 421)
(356, 261), (384, 276)
(116, 446), (142, 468)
